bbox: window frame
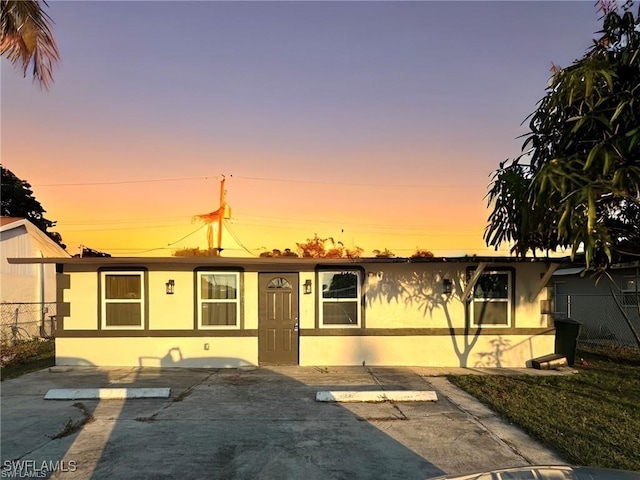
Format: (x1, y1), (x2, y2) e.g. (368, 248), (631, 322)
(100, 270), (146, 330)
(621, 275), (639, 308)
(196, 270), (242, 330)
(468, 268), (514, 328)
(317, 269), (363, 329)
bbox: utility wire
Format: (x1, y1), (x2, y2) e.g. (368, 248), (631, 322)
(167, 225), (206, 246)
(223, 219), (259, 257)
(58, 215), (192, 226)
(133, 225), (206, 255)
(32, 174), (477, 189)
(232, 213), (481, 231)
(233, 175), (476, 188)
(61, 223), (189, 232)
(33, 176), (217, 187)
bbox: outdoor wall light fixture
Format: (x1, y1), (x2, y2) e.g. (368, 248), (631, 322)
(303, 279), (312, 295)
(442, 278), (453, 295)
(166, 279), (175, 295)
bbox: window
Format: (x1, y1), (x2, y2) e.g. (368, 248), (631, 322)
(621, 276), (638, 307)
(197, 272), (240, 329)
(470, 270), (512, 327)
(101, 271), (145, 329)
(319, 270), (361, 327)
(267, 277), (292, 289)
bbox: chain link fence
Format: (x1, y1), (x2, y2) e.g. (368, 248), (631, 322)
(555, 293), (640, 348)
(0, 302), (57, 345)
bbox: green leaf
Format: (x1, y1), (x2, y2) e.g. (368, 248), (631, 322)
(585, 145), (600, 171)
(610, 101), (627, 123)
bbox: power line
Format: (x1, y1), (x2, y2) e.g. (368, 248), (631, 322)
(55, 210), (483, 234)
(33, 176), (217, 187)
(233, 175), (477, 188)
(223, 219), (259, 257)
(229, 220), (481, 237)
(231, 213), (481, 231)
(58, 215), (192, 226)
(115, 225), (206, 255)
(61, 223), (189, 233)
(31, 173), (479, 189)
(167, 225), (206, 247)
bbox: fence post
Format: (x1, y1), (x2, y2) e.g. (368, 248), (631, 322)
(12, 307), (19, 345)
(39, 305), (48, 338)
(50, 315), (56, 338)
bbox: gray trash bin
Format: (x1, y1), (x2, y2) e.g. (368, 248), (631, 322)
(554, 317), (582, 366)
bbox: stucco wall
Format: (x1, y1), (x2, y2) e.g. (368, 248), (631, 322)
(363, 262), (550, 329)
(148, 271), (193, 329)
(299, 272), (315, 329)
(57, 261), (556, 367)
(299, 333), (554, 368)
(56, 337), (258, 367)
(63, 269), (261, 330)
(63, 272), (98, 330)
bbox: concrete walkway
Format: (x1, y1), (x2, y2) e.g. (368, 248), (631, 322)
(1, 366), (567, 479)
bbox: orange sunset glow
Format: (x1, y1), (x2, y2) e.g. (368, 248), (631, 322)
(2, 2), (602, 258)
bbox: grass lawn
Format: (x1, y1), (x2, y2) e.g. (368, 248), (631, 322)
(448, 346), (640, 471)
(1, 339), (55, 381)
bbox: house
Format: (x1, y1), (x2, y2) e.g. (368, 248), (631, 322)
(8, 255), (564, 368)
(553, 262), (640, 347)
(1, 217), (70, 339)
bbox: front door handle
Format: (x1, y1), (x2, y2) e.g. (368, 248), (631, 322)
(294, 323), (299, 331)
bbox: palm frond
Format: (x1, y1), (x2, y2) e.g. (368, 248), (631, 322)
(0, 0), (59, 89)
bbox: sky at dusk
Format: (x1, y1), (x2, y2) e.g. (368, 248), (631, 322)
(2, 1), (605, 257)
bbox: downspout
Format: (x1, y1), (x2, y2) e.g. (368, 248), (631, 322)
(39, 251), (46, 337)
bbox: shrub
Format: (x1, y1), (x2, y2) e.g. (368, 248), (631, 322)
(1, 339), (54, 367)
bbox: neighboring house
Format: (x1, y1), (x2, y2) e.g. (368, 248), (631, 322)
(1, 217), (70, 338)
(553, 262), (640, 347)
(8, 255), (564, 368)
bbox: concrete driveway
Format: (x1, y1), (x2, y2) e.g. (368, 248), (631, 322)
(1, 366), (564, 479)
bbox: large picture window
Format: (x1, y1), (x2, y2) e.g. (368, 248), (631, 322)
(197, 272), (240, 329)
(101, 271), (145, 329)
(319, 270), (361, 327)
(470, 270), (512, 327)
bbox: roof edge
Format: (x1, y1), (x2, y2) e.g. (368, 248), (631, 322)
(7, 255), (573, 265)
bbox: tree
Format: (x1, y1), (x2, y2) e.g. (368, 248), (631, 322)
(1, 0), (59, 89)
(485, 1), (640, 269)
(173, 247), (220, 257)
(72, 247), (111, 258)
(373, 248), (395, 258)
(411, 249), (435, 259)
(1, 165), (65, 249)
(259, 248), (298, 258)
(296, 234), (363, 259)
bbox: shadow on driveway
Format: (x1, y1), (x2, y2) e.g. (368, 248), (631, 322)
(1, 353), (543, 479)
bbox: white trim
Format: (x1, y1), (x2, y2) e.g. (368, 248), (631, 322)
(100, 271), (145, 330)
(470, 270), (512, 328)
(461, 262), (488, 302)
(0, 218), (69, 257)
(196, 271), (241, 330)
(529, 263), (559, 302)
(318, 270), (362, 328)
(45, 388), (170, 400)
(316, 390), (437, 403)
